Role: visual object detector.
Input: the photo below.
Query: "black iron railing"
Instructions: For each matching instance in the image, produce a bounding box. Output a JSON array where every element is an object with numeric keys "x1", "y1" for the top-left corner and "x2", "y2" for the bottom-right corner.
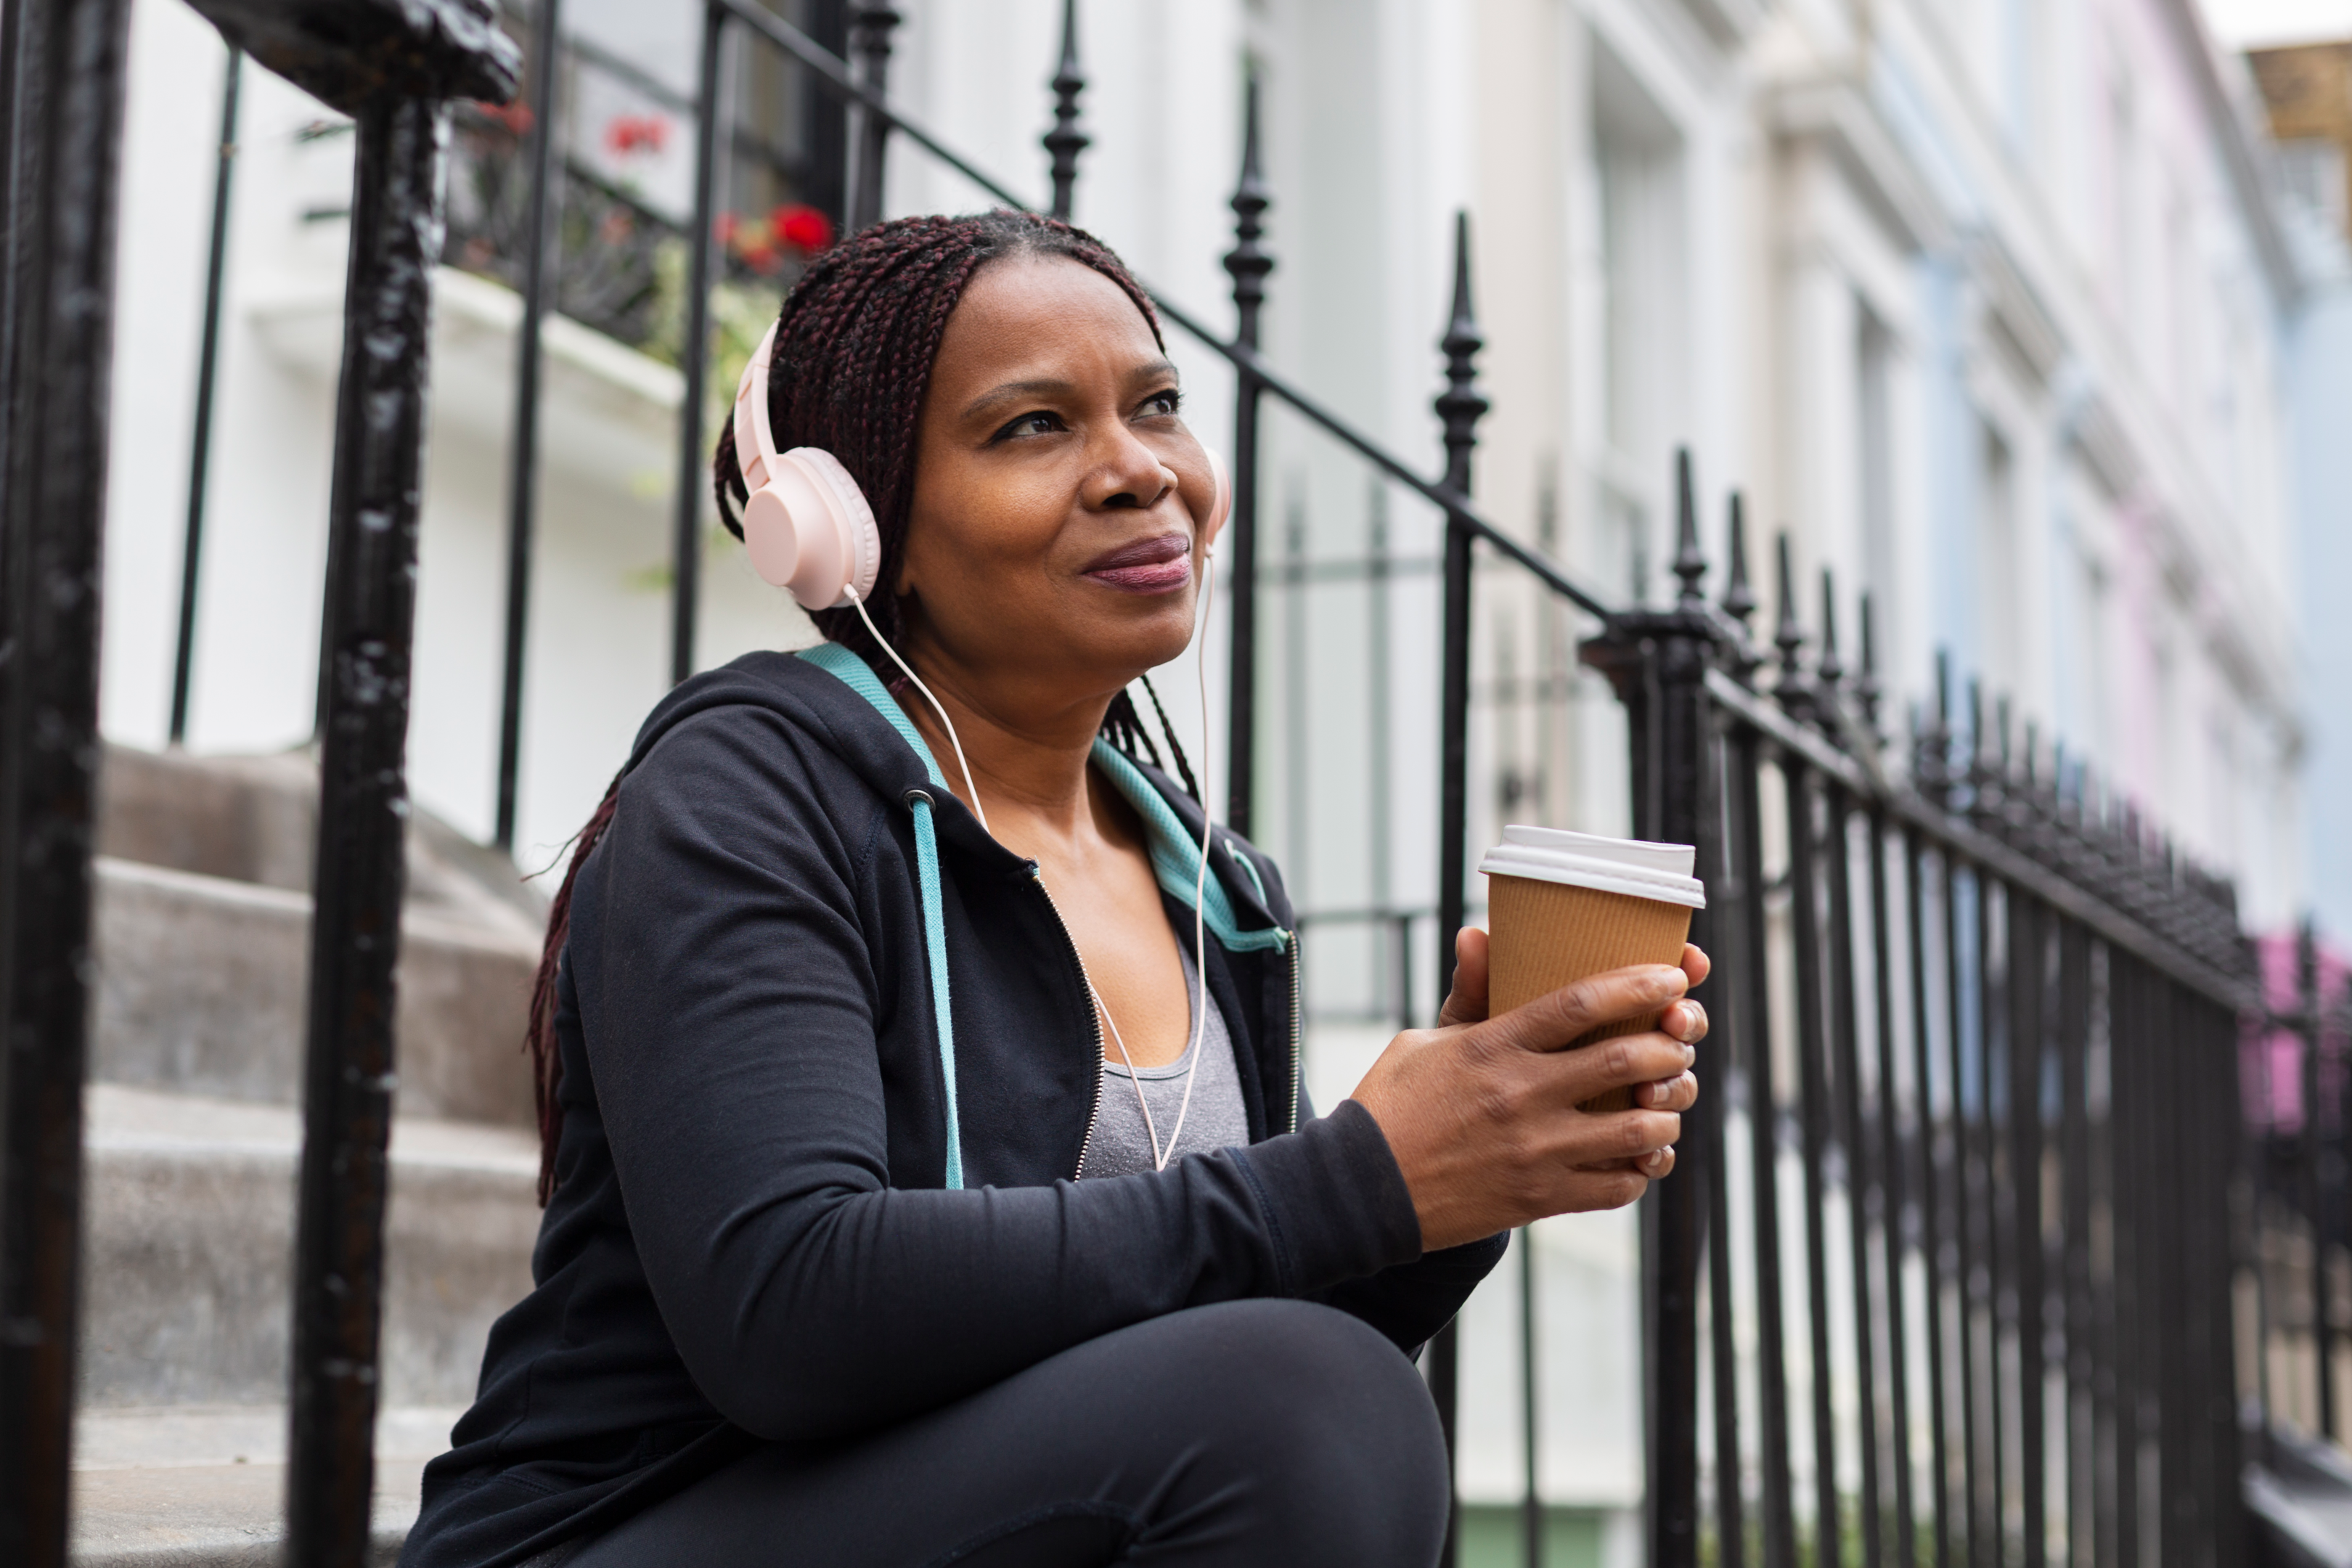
[
  {"x1": 2251, "y1": 923, "x2": 2352, "y2": 1450},
  {"x1": 1582, "y1": 494, "x2": 2258, "y2": 1568},
  {"x1": 0, "y1": 1, "x2": 2321, "y2": 1566}
]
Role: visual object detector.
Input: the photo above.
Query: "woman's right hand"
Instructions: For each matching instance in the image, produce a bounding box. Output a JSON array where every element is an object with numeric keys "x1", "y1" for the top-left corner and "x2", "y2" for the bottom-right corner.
[{"x1": 1346, "y1": 928, "x2": 1708, "y2": 1252}]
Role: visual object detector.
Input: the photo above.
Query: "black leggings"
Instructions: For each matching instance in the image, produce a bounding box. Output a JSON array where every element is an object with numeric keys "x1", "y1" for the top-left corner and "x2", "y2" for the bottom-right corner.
[{"x1": 565, "y1": 1299, "x2": 1448, "y2": 1568}]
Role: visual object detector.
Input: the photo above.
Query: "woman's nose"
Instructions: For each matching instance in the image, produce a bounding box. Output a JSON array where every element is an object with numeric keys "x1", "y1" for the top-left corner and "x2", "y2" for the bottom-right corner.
[{"x1": 1082, "y1": 430, "x2": 1176, "y2": 511}]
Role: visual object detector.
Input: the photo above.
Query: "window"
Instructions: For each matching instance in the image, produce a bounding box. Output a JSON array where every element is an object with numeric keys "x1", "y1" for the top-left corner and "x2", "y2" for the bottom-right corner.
[
  {"x1": 1591, "y1": 37, "x2": 1683, "y2": 605},
  {"x1": 2278, "y1": 137, "x2": 2350, "y2": 239}
]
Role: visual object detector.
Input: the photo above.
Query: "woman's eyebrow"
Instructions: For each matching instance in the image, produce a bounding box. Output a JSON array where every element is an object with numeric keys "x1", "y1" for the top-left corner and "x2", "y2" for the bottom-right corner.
[
  {"x1": 962, "y1": 377, "x2": 1074, "y2": 420},
  {"x1": 961, "y1": 359, "x2": 1180, "y2": 421}
]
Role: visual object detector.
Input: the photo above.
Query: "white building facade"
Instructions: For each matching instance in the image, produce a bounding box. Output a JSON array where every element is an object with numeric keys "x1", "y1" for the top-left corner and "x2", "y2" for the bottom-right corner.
[{"x1": 92, "y1": 0, "x2": 2319, "y2": 1558}]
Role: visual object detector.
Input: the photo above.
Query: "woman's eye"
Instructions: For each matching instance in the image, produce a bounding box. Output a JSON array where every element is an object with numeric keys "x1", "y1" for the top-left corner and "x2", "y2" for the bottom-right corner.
[
  {"x1": 992, "y1": 411, "x2": 1065, "y2": 441},
  {"x1": 1139, "y1": 389, "x2": 1183, "y2": 418}
]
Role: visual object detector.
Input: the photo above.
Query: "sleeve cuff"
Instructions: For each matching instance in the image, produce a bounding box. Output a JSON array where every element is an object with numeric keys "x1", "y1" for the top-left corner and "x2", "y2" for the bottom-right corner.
[{"x1": 1228, "y1": 1098, "x2": 1424, "y2": 1295}]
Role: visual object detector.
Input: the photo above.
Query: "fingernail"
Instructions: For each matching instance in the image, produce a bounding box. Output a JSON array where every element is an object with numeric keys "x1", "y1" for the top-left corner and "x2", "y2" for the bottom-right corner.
[
  {"x1": 1642, "y1": 1148, "x2": 1667, "y2": 1174},
  {"x1": 1682, "y1": 1042, "x2": 1697, "y2": 1069}
]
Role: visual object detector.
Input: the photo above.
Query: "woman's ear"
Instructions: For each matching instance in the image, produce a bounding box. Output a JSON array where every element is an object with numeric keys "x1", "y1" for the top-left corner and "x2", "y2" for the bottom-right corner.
[{"x1": 1197, "y1": 445, "x2": 1230, "y2": 558}]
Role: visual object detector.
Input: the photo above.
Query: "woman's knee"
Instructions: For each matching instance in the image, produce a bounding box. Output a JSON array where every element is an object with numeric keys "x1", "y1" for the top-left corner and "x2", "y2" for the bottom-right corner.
[{"x1": 1156, "y1": 1300, "x2": 1447, "y2": 1495}]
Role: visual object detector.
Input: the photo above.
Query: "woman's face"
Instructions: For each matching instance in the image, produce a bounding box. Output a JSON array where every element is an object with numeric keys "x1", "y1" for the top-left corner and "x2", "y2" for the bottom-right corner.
[{"x1": 896, "y1": 255, "x2": 1221, "y2": 706}]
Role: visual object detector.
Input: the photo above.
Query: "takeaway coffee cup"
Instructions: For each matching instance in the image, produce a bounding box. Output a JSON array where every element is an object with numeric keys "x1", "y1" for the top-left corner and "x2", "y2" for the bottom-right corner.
[{"x1": 1477, "y1": 825, "x2": 1707, "y2": 1113}]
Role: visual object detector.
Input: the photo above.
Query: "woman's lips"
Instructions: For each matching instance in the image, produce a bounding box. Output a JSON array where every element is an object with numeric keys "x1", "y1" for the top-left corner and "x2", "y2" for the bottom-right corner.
[{"x1": 1082, "y1": 532, "x2": 1192, "y2": 595}]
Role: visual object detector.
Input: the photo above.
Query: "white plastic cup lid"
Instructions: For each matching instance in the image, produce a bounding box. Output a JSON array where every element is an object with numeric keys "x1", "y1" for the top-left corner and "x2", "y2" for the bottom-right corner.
[{"x1": 1477, "y1": 824, "x2": 1707, "y2": 910}]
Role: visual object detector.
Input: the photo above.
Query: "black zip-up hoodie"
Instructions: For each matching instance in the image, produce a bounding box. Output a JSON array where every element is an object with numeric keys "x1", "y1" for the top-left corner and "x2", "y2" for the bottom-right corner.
[{"x1": 400, "y1": 649, "x2": 1506, "y2": 1568}]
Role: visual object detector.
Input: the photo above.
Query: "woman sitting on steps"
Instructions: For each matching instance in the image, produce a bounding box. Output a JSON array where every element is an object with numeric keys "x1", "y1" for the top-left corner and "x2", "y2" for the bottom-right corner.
[{"x1": 400, "y1": 208, "x2": 1707, "y2": 1568}]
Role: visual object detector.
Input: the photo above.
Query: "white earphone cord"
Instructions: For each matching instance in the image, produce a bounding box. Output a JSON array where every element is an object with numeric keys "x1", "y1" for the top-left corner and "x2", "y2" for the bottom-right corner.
[
  {"x1": 844, "y1": 539, "x2": 1216, "y2": 1175},
  {"x1": 1152, "y1": 547, "x2": 1215, "y2": 1169},
  {"x1": 846, "y1": 587, "x2": 990, "y2": 836}
]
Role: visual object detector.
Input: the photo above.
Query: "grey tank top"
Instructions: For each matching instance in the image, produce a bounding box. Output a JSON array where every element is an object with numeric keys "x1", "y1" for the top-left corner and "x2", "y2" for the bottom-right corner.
[{"x1": 1077, "y1": 939, "x2": 1249, "y2": 1178}]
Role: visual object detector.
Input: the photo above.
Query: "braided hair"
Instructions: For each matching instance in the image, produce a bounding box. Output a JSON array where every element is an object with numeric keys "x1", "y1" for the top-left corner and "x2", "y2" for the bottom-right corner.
[{"x1": 525, "y1": 211, "x2": 1201, "y2": 1202}]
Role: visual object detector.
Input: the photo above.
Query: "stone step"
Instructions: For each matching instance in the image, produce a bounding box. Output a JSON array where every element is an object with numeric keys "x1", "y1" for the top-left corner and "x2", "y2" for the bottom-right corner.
[
  {"x1": 72, "y1": 1405, "x2": 456, "y2": 1567},
  {"x1": 82, "y1": 1084, "x2": 540, "y2": 1411},
  {"x1": 97, "y1": 742, "x2": 550, "y2": 932},
  {"x1": 91, "y1": 856, "x2": 540, "y2": 1128}
]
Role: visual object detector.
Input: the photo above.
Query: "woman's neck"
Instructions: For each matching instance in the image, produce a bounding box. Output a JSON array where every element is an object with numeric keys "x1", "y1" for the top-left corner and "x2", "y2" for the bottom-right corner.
[{"x1": 886, "y1": 630, "x2": 1119, "y2": 849}]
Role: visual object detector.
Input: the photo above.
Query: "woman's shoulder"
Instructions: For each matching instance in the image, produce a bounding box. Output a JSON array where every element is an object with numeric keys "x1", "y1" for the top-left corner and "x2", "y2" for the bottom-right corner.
[{"x1": 620, "y1": 647, "x2": 936, "y2": 810}]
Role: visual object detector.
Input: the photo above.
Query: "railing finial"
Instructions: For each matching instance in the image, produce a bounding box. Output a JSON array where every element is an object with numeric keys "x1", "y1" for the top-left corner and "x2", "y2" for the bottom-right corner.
[
  {"x1": 1855, "y1": 592, "x2": 1882, "y2": 738},
  {"x1": 1773, "y1": 532, "x2": 1810, "y2": 713},
  {"x1": 1436, "y1": 211, "x2": 1489, "y2": 494},
  {"x1": 1223, "y1": 75, "x2": 1273, "y2": 351},
  {"x1": 1723, "y1": 493, "x2": 1756, "y2": 624},
  {"x1": 1815, "y1": 568, "x2": 1844, "y2": 706},
  {"x1": 1722, "y1": 494, "x2": 1762, "y2": 684},
  {"x1": 1672, "y1": 448, "x2": 1704, "y2": 610},
  {"x1": 844, "y1": 2, "x2": 902, "y2": 235},
  {"x1": 1045, "y1": 0, "x2": 1088, "y2": 221}
]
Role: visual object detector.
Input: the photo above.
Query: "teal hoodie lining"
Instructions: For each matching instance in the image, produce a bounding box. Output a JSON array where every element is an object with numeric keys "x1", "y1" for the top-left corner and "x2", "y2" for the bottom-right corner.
[{"x1": 796, "y1": 645, "x2": 1288, "y2": 953}]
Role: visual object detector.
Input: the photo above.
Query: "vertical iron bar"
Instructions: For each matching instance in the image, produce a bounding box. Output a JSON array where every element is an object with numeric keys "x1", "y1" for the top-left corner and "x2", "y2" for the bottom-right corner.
[
  {"x1": 0, "y1": 0, "x2": 132, "y2": 1558},
  {"x1": 1787, "y1": 764, "x2": 1842, "y2": 1568},
  {"x1": 669, "y1": 1, "x2": 724, "y2": 687},
  {"x1": 285, "y1": 91, "x2": 449, "y2": 1567},
  {"x1": 1972, "y1": 862, "x2": 2004, "y2": 1568},
  {"x1": 1828, "y1": 783, "x2": 1885, "y2": 1568},
  {"x1": 1711, "y1": 783, "x2": 1749, "y2": 1568},
  {"x1": 2107, "y1": 954, "x2": 2141, "y2": 1568},
  {"x1": 1870, "y1": 814, "x2": 1919, "y2": 1568},
  {"x1": 1944, "y1": 857, "x2": 1984, "y2": 1568},
  {"x1": 1431, "y1": 207, "x2": 1487, "y2": 1568},
  {"x1": 2057, "y1": 919, "x2": 2094, "y2": 1568},
  {"x1": 168, "y1": 44, "x2": 240, "y2": 747},
  {"x1": 1044, "y1": 0, "x2": 1086, "y2": 221},
  {"x1": 2008, "y1": 891, "x2": 2048, "y2": 1568},
  {"x1": 1908, "y1": 834, "x2": 1955, "y2": 1568},
  {"x1": 494, "y1": 0, "x2": 562, "y2": 850},
  {"x1": 1221, "y1": 77, "x2": 1269, "y2": 836},
  {"x1": 843, "y1": 1, "x2": 897, "y2": 234},
  {"x1": 1771, "y1": 542, "x2": 1840, "y2": 1568},
  {"x1": 2303, "y1": 918, "x2": 2335, "y2": 1440},
  {"x1": 1523, "y1": 1227, "x2": 1543, "y2": 1568},
  {"x1": 1741, "y1": 727, "x2": 1800, "y2": 1568}
]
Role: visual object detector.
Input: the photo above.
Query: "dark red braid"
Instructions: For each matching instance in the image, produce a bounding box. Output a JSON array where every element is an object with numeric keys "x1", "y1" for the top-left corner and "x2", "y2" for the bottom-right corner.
[
  {"x1": 528, "y1": 211, "x2": 1186, "y2": 1204},
  {"x1": 712, "y1": 210, "x2": 1164, "y2": 658}
]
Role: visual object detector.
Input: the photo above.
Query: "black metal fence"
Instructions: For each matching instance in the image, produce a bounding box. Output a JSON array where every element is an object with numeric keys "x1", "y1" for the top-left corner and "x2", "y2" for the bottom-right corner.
[
  {"x1": 1584, "y1": 506, "x2": 2261, "y2": 1568},
  {"x1": 0, "y1": 1, "x2": 2318, "y2": 1564}
]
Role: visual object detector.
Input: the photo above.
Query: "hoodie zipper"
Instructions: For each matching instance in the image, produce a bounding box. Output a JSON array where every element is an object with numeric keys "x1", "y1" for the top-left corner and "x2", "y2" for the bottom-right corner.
[
  {"x1": 1285, "y1": 930, "x2": 1302, "y2": 1133},
  {"x1": 1222, "y1": 828, "x2": 1302, "y2": 1135},
  {"x1": 1029, "y1": 865, "x2": 1109, "y2": 1179}
]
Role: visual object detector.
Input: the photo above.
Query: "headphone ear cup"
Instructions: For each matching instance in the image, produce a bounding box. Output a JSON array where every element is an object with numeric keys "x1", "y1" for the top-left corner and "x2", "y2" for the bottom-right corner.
[
  {"x1": 741, "y1": 481, "x2": 805, "y2": 590},
  {"x1": 788, "y1": 448, "x2": 880, "y2": 608},
  {"x1": 740, "y1": 449, "x2": 881, "y2": 611}
]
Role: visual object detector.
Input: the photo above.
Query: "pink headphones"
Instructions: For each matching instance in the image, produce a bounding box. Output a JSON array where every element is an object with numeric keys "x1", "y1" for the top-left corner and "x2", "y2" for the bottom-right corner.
[{"x1": 731, "y1": 322, "x2": 1230, "y2": 609}]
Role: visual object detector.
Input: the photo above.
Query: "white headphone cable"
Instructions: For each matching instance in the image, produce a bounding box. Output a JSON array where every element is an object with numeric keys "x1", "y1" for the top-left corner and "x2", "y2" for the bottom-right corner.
[
  {"x1": 845, "y1": 533, "x2": 1217, "y2": 1176},
  {"x1": 1150, "y1": 544, "x2": 1217, "y2": 1169},
  {"x1": 845, "y1": 585, "x2": 990, "y2": 836}
]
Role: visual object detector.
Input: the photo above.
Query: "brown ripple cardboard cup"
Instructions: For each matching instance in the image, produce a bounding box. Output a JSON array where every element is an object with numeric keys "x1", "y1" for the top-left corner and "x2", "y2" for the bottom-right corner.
[{"x1": 1478, "y1": 826, "x2": 1707, "y2": 1113}]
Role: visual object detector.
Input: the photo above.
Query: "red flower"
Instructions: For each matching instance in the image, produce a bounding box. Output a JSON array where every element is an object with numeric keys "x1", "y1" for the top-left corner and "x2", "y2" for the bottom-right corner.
[
  {"x1": 604, "y1": 114, "x2": 669, "y2": 156},
  {"x1": 478, "y1": 99, "x2": 534, "y2": 136},
  {"x1": 772, "y1": 203, "x2": 833, "y2": 253}
]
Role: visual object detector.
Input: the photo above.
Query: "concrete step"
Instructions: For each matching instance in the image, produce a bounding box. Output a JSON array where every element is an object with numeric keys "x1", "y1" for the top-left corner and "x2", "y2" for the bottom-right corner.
[
  {"x1": 72, "y1": 1405, "x2": 456, "y2": 1567},
  {"x1": 91, "y1": 857, "x2": 541, "y2": 1128},
  {"x1": 82, "y1": 1084, "x2": 539, "y2": 1410},
  {"x1": 97, "y1": 742, "x2": 550, "y2": 932}
]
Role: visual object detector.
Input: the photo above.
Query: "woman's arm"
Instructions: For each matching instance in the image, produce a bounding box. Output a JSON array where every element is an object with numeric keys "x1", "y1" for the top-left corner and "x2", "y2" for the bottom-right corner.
[
  {"x1": 582, "y1": 706, "x2": 1697, "y2": 1444},
  {"x1": 579, "y1": 708, "x2": 1424, "y2": 1444}
]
